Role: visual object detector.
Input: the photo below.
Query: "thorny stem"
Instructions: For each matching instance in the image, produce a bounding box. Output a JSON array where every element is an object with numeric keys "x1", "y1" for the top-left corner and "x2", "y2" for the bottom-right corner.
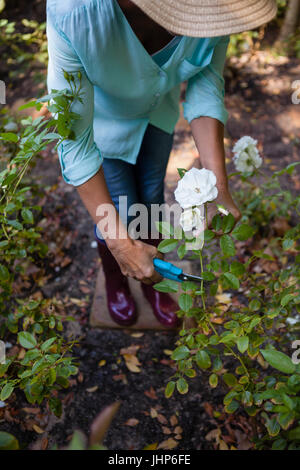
[{"x1": 199, "y1": 204, "x2": 250, "y2": 379}]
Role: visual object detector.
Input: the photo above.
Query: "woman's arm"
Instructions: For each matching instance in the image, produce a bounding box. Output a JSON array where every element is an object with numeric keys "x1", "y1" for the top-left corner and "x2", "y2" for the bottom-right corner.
[
  {"x1": 76, "y1": 169, "x2": 163, "y2": 284},
  {"x1": 47, "y1": 12, "x2": 161, "y2": 284},
  {"x1": 190, "y1": 116, "x2": 241, "y2": 225}
]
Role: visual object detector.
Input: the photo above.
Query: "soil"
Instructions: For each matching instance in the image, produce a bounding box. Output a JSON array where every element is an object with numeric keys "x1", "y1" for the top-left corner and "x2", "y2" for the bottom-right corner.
[{"x1": 0, "y1": 0, "x2": 300, "y2": 451}]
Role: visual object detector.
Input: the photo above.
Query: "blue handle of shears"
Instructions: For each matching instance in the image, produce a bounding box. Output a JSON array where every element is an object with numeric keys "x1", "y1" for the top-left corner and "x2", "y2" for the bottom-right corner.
[{"x1": 153, "y1": 258, "x2": 183, "y2": 282}]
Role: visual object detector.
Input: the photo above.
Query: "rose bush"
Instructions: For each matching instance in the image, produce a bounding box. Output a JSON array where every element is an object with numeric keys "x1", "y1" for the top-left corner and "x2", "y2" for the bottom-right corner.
[{"x1": 155, "y1": 143, "x2": 300, "y2": 450}]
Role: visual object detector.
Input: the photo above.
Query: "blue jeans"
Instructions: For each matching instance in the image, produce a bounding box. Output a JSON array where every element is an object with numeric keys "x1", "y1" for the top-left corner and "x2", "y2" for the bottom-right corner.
[{"x1": 95, "y1": 124, "x2": 174, "y2": 240}]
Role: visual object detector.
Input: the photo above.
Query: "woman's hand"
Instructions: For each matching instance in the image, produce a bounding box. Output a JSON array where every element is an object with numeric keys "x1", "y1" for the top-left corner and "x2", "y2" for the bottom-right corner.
[
  {"x1": 107, "y1": 237, "x2": 163, "y2": 284},
  {"x1": 206, "y1": 186, "x2": 241, "y2": 229}
]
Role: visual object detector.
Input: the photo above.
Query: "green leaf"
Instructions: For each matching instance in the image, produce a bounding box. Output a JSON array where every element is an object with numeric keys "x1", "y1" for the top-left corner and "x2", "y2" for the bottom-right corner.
[
  {"x1": 0, "y1": 132, "x2": 19, "y2": 143},
  {"x1": 18, "y1": 331, "x2": 37, "y2": 349},
  {"x1": 281, "y1": 294, "x2": 295, "y2": 307},
  {"x1": 274, "y1": 162, "x2": 300, "y2": 176},
  {"x1": 18, "y1": 100, "x2": 39, "y2": 111},
  {"x1": 201, "y1": 271, "x2": 215, "y2": 281},
  {"x1": 282, "y1": 239, "x2": 294, "y2": 251},
  {"x1": 212, "y1": 214, "x2": 222, "y2": 231},
  {"x1": 177, "y1": 168, "x2": 187, "y2": 178},
  {"x1": 157, "y1": 238, "x2": 178, "y2": 253},
  {"x1": 209, "y1": 373, "x2": 218, "y2": 388},
  {"x1": 177, "y1": 243, "x2": 187, "y2": 259},
  {"x1": 204, "y1": 229, "x2": 215, "y2": 241},
  {"x1": 265, "y1": 417, "x2": 280, "y2": 437},
  {"x1": 41, "y1": 337, "x2": 56, "y2": 352},
  {"x1": 223, "y1": 373, "x2": 237, "y2": 387},
  {"x1": 249, "y1": 299, "x2": 261, "y2": 311},
  {"x1": 237, "y1": 336, "x2": 249, "y2": 353},
  {"x1": 154, "y1": 279, "x2": 178, "y2": 293},
  {"x1": 288, "y1": 426, "x2": 300, "y2": 441},
  {"x1": 49, "y1": 397, "x2": 62, "y2": 418},
  {"x1": 225, "y1": 400, "x2": 239, "y2": 414},
  {"x1": 223, "y1": 272, "x2": 240, "y2": 289},
  {"x1": 232, "y1": 224, "x2": 254, "y2": 241},
  {"x1": 196, "y1": 350, "x2": 211, "y2": 370},
  {"x1": 0, "y1": 432, "x2": 19, "y2": 450},
  {"x1": 165, "y1": 381, "x2": 175, "y2": 398},
  {"x1": 222, "y1": 213, "x2": 235, "y2": 233},
  {"x1": 171, "y1": 346, "x2": 190, "y2": 361},
  {"x1": 7, "y1": 219, "x2": 23, "y2": 231},
  {"x1": 230, "y1": 261, "x2": 245, "y2": 277},
  {"x1": 0, "y1": 264, "x2": 10, "y2": 281},
  {"x1": 261, "y1": 349, "x2": 296, "y2": 374},
  {"x1": 21, "y1": 208, "x2": 34, "y2": 224},
  {"x1": 271, "y1": 439, "x2": 287, "y2": 450},
  {"x1": 220, "y1": 235, "x2": 236, "y2": 258},
  {"x1": 155, "y1": 221, "x2": 174, "y2": 237},
  {"x1": 176, "y1": 377, "x2": 189, "y2": 394},
  {"x1": 0, "y1": 383, "x2": 14, "y2": 401},
  {"x1": 178, "y1": 293, "x2": 193, "y2": 312},
  {"x1": 0, "y1": 0, "x2": 5, "y2": 14}
]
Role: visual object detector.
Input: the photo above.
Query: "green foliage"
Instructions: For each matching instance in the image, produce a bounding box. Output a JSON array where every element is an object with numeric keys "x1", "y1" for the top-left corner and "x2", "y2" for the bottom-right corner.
[
  {"x1": 158, "y1": 160, "x2": 300, "y2": 449},
  {"x1": 0, "y1": 17, "x2": 48, "y2": 81},
  {"x1": 0, "y1": 431, "x2": 19, "y2": 450},
  {"x1": 0, "y1": 71, "x2": 83, "y2": 415}
]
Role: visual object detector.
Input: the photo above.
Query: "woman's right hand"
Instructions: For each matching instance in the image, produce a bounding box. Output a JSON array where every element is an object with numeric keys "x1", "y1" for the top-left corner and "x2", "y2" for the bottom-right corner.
[{"x1": 107, "y1": 237, "x2": 163, "y2": 284}]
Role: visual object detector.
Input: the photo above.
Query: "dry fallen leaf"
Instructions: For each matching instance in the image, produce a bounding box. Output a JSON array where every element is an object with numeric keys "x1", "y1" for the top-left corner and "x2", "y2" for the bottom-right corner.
[
  {"x1": 158, "y1": 438, "x2": 178, "y2": 450},
  {"x1": 33, "y1": 424, "x2": 45, "y2": 434},
  {"x1": 86, "y1": 386, "x2": 98, "y2": 393},
  {"x1": 144, "y1": 387, "x2": 157, "y2": 400},
  {"x1": 120, "y1": 345, "x2": 141, "y2": 355},
  {"x1": 124, "y1": 418, "x2": 139, "y2": 427},
  {"x1": 143, "y1": 443, "x2": 158, "y2": 450},
  {"x1": 150, "y1": 408, "x2": 158, "y2": 418},
  {"x1": 170, "y1": 415, "x2": 178, "y2": 426},
  {"x1": 123, "y1": 353, "x2": 141, "y2": 373},
  {"x1": 157, "y1": 414, "x2": 168, "y2": 425},
  {"x1": 162, "y1": 427, "x2": 172, "y2": 435},
  {"x1": 22, "y1": 407, "x2": 40, "y2": 415},
  {"x1": 112, "y1": 374, "x2": 128, "y2": 385},
  {"x1": 77, "y1": 372, "x2": 84, "y2": 383},
  {"x1": 130, "y1": 332, "x2": 144, "y2": 338},
  {"x1": 89, "y1": 402, "x2": 120, "y2": 447},
  {"x1": 174, "y1": 426, "x2": 183, "y2": 434},
  {"x1": 215, "y1": 293, "x2": 232, "y2": 304},
  {"x1": 163, "y1": 349, "x2": 173, "y2": 356},
  {"x1": 219, "y1": 439, "x2": 229, "y2": 450}
]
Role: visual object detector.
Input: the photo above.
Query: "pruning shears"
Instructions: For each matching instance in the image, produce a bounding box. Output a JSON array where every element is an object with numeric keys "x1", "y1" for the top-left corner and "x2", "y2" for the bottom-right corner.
[
  {"x1": 153, "y1": 258, "x2": 205, "y2": 284},
  {"x1": 94, "y1": 224, "x2": 205, "y2": 284}
]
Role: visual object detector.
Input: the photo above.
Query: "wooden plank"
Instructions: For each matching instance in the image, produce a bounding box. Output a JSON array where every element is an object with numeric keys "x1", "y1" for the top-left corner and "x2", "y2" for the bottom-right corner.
[{"x1": 90, "y1": 260, "x2": 195, "y2": 331}]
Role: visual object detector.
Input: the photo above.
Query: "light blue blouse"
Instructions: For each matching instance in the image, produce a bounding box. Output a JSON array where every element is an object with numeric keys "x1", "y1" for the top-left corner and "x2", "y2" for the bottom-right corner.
[{"x1": 46, "y1": 0, "x2": 229, "y2": 186}]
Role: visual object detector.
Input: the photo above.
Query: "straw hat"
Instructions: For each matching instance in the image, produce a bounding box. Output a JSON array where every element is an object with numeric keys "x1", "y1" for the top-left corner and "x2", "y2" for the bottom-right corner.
[{"x1": 130, "y1": 0, "x2": 278, "y2": 37}]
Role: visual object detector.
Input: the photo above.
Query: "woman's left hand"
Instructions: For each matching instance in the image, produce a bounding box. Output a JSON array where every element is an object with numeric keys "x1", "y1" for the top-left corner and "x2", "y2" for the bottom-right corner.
[{"x1": 206, "y1": 187, "x2": 241, "y2": 230}]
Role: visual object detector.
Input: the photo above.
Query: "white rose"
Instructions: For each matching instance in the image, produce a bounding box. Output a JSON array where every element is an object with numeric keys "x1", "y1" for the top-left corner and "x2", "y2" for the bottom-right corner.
[
  {"x1": 174, "y1": 167, "x2": 218, "y2": 209},
  {"x1": 233, "y1": 136, "x2": 262, "y2": 173},
  {"x1": 179, "y1": 206, "x2": 204, "y2": 233}
]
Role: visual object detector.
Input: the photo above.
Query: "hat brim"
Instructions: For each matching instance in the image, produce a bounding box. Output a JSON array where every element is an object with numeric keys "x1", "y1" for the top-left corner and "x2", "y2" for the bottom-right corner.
[{"x1": 130, "y1": 0, "x2": 277, "y2": 38}]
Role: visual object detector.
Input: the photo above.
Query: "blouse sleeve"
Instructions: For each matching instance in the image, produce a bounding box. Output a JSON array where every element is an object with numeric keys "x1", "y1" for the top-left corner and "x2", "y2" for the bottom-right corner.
[
  {"x1": 47, "y1": 12, "x2": 103, "y2": 186},
  {"x1": 183, "y1": 36, "x2": 229, "y2": 126}
]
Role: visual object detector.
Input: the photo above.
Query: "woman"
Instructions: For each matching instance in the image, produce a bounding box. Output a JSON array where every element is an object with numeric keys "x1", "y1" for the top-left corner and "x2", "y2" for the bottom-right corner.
[{"x1": 46, "y1": 0, "x2": 277, "y2": 327}]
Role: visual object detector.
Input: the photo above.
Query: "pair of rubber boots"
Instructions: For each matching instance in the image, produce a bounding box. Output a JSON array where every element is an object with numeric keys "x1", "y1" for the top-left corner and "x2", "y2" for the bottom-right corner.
[{"x1": 97, "y1": 239, "x2": 180, "y2": 328}]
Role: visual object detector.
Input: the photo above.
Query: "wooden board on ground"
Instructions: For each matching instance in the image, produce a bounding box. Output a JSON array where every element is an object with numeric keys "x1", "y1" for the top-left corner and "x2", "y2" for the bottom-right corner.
[{"x1": 90, "y1": 260, "x2": 196, "y2": 330}]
